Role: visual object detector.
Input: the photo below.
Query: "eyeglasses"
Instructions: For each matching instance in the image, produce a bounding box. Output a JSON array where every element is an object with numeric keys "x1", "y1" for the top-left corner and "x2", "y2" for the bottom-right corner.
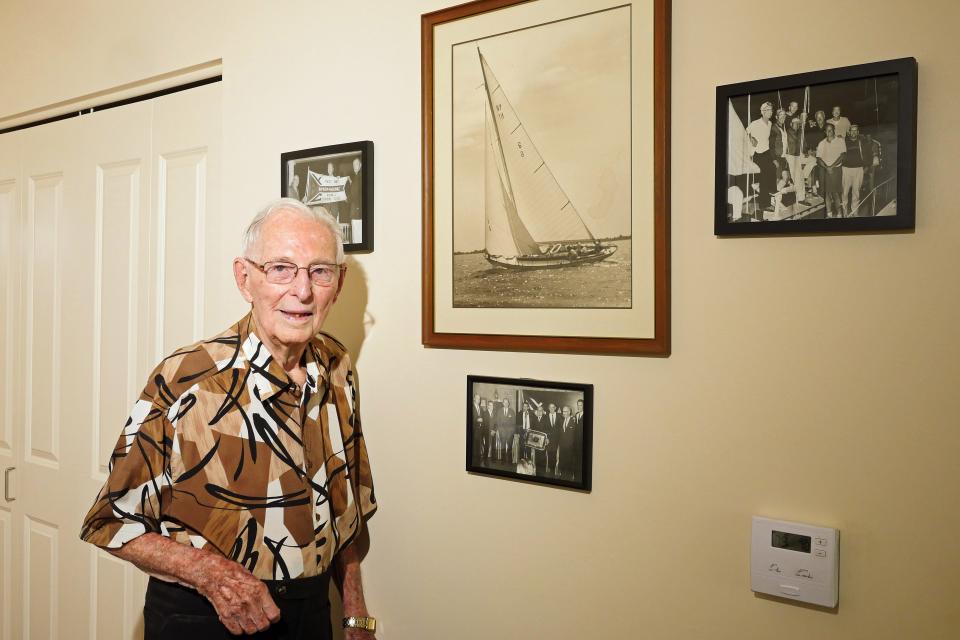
[{"x1": 244, "y1": 258, "x2": 342, "y2": 287}]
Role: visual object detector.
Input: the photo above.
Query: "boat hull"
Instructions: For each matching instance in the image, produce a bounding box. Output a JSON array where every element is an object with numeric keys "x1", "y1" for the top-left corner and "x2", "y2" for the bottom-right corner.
[{"x1": 484, "y1": 245, "x2": 617, "y2": 270}]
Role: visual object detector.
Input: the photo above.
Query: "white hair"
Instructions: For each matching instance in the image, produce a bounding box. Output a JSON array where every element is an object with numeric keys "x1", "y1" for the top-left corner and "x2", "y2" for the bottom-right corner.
[{"x1": 242, "y1": 197, "x2": 344, "y2": 264}]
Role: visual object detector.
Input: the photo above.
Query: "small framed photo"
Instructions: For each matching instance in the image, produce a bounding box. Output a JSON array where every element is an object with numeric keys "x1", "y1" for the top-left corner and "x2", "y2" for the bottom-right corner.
[
  {"x1": 715, "y1": 57, "x2": 917, "y2": 235},
  {"x1": 281, "y1": 141, "x2": 374, "y2": 252},
  {"x1": 466, "y1": 375, "x2": 593, "y2": 491}
]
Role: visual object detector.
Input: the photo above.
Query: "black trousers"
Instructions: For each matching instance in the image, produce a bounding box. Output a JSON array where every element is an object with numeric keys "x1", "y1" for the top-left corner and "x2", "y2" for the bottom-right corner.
[
  {"x1": 752, "y1": 150, "x2": 777, "y2": 206},
  {"x1": 144, "y1": 573, "x2": 332, "y2": 640}
]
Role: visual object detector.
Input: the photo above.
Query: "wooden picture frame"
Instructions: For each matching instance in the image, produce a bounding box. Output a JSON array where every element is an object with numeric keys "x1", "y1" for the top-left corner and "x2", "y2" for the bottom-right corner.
[
  {"x1": 466, "y1": 375, "x2": 593, "y2": 491},
  {"x1": 281, "y1": 140, "x2": 374, "y2": 252},
  {"x1": 715, "y1": 58, "x2": 917, "y2": 236},
  {"x1": 422, "y1": 0, "x2": 670, "y2": 355}
]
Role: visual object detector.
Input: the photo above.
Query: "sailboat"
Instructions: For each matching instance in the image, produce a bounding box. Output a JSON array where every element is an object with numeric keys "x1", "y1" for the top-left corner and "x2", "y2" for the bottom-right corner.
[{"x1": 478, "y1": 49, "x2": 617, "y2": 269}]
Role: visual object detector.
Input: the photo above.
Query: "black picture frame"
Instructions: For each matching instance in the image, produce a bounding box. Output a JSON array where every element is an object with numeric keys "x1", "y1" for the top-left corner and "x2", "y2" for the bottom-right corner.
[
  {"x1": 281, "y1": 141, "x2": 374, "y2": 252},
  {"x1": 466, "y1": 375, "x2": 593, "y2": 491},
  {"x1": 714, "y1": 57, "x2": 917, "y2": 236}
]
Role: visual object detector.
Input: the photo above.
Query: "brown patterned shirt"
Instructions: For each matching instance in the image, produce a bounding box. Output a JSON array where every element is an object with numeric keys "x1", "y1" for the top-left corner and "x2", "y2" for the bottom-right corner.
[{"x1": 80, "y1": 313, "x2": 376, "y2": 580}]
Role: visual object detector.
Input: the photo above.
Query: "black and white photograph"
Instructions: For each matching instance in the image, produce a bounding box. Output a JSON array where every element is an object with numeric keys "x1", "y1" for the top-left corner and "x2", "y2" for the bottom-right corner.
[
  {"x1": 281, "y1": 140, "x2": 374, "y2": 251},
  {"x1": 466, "y1": 375, "x2": 593, "y2": 491},
  {"x1": 451, "y1": 7, "x2": 632, "y2": 309},
  {"x1": 715, "y1": 58, "x2": 916, "y2": 235}
]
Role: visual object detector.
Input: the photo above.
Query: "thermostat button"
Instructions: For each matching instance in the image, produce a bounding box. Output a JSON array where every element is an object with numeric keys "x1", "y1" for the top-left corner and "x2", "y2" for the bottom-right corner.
[
  {"x1": 815, "y1": 549, "x2": 827, "y2": 558},
  {"x1": 779, "y1": 585, "x2": 801, "y2": 596}
]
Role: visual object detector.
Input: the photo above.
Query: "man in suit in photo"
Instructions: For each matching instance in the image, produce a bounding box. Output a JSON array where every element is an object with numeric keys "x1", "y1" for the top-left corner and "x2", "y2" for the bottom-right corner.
[
  {"x1": 485, "y1": 399, "x2": 499, "y2": 461},
  {"x1": 545, "y1": 403, "x2": 561, "y2": 476},
  {"x1": 558, "y1": 406, "x2": 579, "y2": 481},
  {"x1": 472, "y1": 393, "x2": 486, "y2": 465},
  {"x1": 500, "y1": 398, "x2": 517, "y2": 464},
  {"x1": 530, "y1": 404, "x2": 549, "y2": 475}
]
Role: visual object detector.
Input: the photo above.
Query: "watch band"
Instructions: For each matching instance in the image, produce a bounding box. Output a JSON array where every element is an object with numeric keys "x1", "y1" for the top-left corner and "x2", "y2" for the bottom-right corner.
[{"x1": 343, "y1": 616, "x2": 377, "y2": 632}]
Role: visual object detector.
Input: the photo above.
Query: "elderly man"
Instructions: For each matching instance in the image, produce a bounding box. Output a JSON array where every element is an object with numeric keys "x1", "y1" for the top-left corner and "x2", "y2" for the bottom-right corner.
[{"x1": 80, "y1": 198, "x2": 378, "y2": 639}]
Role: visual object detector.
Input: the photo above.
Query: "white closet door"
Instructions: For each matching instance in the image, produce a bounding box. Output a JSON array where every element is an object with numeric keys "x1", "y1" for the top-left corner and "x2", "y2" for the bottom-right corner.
[{"x1": 0, "y1": 79, "x2": 221, "y2": 640}]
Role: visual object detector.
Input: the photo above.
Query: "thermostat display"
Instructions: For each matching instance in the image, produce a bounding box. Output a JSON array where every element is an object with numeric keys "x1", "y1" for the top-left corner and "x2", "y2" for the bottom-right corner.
[{"x1": 771, "y1": 530, "x2": 811, "y2": 553}]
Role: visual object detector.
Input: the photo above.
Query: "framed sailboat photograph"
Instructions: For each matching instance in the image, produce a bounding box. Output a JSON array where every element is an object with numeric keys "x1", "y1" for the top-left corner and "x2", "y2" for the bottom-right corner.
[
  {"x1": 715, "y1": 58, "x2": 917, "y2": 236},
  {"x1": 422, "y1": 0, "x2": 670, "y2": 355}
]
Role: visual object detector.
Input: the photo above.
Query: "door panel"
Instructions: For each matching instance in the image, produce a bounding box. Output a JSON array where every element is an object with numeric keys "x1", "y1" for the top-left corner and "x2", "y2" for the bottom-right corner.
[
  {"x1": 23, "y1": 516, "x2": 58, "y2": 639},
  {"x1": 25, "y1": 174, "x2": 63, "y2": 469},
  {"x1": 152, "y1": 81, "x2": 222, "y2": 347},
  {"x1": 91, "y1": 547, "x2": 138, "y2": 640},
  {"x1": 159, "y1": 150, "x2": 207, "y2": 354},
  {"x1": 94, "y1": 161, "x2": 147, "y2": 478}
]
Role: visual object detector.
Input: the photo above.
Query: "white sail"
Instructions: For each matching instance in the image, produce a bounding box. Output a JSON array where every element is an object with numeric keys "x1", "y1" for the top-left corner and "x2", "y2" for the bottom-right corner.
[
  {"x1": 479, "y1": 51, "x2": 595, "y2": 249},
  {"x1": 484, "y1": 103, "x2": 524, "y2": 259},
  {"x1": 728, "y1": 101, "x2": 760, "y2": 176}
]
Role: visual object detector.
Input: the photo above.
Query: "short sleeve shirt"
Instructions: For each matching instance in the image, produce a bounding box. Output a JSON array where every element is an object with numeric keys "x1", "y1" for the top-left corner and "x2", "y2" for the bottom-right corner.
[
  {"x1": 746, "y1": 118, "x2": 772, "y2": 154},
  {"x1": 817, "y1": 137, "x2": 847, "y2": 166},
  {"x1": 80, "y1": 313, "x2": 377, "y2": 580}
]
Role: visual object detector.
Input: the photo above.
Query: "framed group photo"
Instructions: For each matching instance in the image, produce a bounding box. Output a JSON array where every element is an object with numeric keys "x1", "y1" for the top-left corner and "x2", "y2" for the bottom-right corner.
[
  {"x1": 466, "y1": 375, "x2": 593, "y2": 491},
  {"x1": 281, "y1": 140, "x2": 374, "y2": 252},
  {"x1": 715, "y1": 57, "x2": 917, "y2": 235},
  {"x1": 422, "y1": 0, "x2": 670, "y2": 355}
]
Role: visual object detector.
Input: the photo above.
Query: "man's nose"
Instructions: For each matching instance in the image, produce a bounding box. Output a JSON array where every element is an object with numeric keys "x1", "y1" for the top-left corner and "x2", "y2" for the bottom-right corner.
[{"x1": 291, "y1": 268, "x2": 313, "y2": 298}]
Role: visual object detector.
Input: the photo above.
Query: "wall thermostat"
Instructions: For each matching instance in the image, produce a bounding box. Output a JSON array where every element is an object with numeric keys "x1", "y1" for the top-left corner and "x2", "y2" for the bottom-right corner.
[{"x1": 751, "y1": 516, "x2": 839, "y2": 607}]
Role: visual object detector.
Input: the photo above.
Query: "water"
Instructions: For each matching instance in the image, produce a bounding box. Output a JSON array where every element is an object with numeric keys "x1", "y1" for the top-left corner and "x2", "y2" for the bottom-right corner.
[{"x1": 452, "y1": 239, "x2": 632, "y2": 309}]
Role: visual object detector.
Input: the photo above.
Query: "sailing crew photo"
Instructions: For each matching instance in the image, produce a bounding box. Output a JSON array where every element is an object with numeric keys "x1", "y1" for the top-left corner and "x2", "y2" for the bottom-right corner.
[
  {"x1": 725, "y1": 73, "x2": 899, "y2": 223},
  {"x1": 451, "y1": 7, "x2": 632, "y2": 309}
]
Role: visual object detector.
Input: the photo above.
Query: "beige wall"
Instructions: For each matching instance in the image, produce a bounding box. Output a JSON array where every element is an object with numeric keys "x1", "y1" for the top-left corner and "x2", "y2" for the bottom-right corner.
[{"x1": 2, "y1": 1, "x2": 959, "y2": 638}]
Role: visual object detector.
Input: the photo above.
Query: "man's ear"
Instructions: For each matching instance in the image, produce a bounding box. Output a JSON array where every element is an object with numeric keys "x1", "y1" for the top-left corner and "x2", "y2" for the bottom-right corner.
[
  {"x1": 233, "y1": 258, "x2": 255, "y2": 303},
  {"x1": 332, "y1": 265, "x2": 348, "y2": 303}
]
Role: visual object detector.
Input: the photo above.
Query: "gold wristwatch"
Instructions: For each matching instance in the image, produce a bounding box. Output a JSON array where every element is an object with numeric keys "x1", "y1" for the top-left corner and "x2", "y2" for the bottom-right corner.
[{"x1": 343, "y1": 616, "x2": 377, "y2": 632}]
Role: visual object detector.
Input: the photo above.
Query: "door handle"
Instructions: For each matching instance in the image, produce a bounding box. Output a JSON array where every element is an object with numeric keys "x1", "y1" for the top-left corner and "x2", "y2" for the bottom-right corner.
[{"x1": 3, "y1": 467, "x2": 13, "y2": 502}]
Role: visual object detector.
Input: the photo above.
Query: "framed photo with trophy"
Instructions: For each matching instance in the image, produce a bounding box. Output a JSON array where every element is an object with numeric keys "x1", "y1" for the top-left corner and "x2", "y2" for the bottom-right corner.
[
  {"x1": 466, "y1": 375, "x2": 593, "y2": 491},
  {"x1": 281, "y1": 140, "x2": 374, "y2": 252}
]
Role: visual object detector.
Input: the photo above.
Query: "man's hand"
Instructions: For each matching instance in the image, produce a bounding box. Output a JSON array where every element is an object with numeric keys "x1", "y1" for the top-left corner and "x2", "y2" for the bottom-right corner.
[
  {"x1": 110, "y1": 533, "x2": 281, "y2": 635},
  {"x1": 192, "y1": 552, "x2": 282, "y2": 635}
]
